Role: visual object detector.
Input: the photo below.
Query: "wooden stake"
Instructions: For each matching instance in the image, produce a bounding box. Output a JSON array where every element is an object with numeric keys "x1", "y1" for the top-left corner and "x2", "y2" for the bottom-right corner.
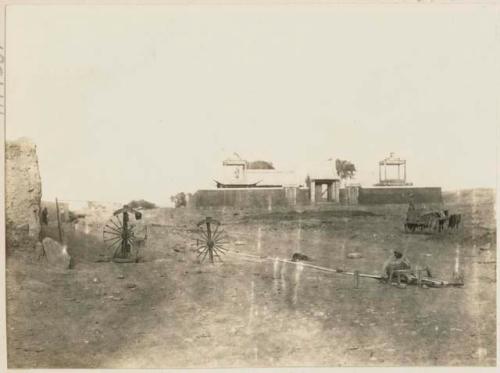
[
  {"x1": 354, "y1": 270, "x2": 360, "y2": 289},
  {"x1": 55, "y1": 198, "x2": 63, "y2": 243}
]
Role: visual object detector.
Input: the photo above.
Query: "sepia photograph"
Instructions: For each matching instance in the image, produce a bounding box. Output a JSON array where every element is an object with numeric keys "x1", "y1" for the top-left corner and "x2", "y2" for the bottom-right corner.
[{"x1": 2, "y1": 2, "x2": 499, "y2": 371}]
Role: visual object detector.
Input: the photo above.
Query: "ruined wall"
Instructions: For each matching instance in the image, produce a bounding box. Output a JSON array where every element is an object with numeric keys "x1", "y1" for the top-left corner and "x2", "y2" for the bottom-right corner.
[
  {"x1": 5, "y1": 138, "x2": 42, "y2": 250},
  {"x1": 358, "y1": 187, "x2": 443, "y2": 205},
  {"x1": 190, "y1": 187, "x2": 310, "y2": 209}
]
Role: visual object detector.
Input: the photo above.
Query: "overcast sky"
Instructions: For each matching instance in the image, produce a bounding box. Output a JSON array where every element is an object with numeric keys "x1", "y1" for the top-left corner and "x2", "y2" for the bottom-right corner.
[{"x1": 6, "y1": 5, "x2": 499, "y2": 206}]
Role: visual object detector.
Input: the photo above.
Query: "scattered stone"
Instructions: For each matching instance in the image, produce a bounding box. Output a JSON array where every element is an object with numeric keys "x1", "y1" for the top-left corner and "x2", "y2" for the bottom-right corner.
[
  {"x1": 347, "y1": 252, "x2": 362, "y2": 259},
  {"x1": 291, "y1": 253, "x2": 311, "y2": 262},
  {"x1": 41, "y1": 238, "x2": 72, "y2": 270},
  {"x1": 126, "y1": 283, "x2": 137, "y2": 289},
  {"x1": 117, "y1": 275, "x2": 125, "y2": 280},
  {"x1": 92, "y1": 277, "x2": 99, "y2": 283}
]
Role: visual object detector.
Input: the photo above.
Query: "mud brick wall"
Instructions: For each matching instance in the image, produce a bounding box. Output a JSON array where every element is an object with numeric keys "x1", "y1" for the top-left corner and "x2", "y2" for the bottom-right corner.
[
  {"x1": 5, "y1": 139, "x2": 42, "y2": 250},
  {"x1": 190, "y1": 188, "x2": 310, "y2": 209},
  {"x1": 358, "y1": 187, "x2": 443, "y2": 205}
]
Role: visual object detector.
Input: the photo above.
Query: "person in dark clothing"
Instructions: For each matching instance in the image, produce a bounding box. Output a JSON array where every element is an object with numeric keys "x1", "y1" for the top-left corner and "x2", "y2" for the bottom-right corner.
[{"x1": 41, "y1": 207, "x2": 49, "y2": 225}]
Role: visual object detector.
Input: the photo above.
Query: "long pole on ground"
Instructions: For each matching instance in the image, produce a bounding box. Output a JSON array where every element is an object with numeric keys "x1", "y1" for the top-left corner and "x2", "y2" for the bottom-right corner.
[
  {"x1": 226, "y1": 251, "x2": 463, "y2": 287},
  {"x1": 55, "y1": 197, "x2": 63, "y2": 243}
]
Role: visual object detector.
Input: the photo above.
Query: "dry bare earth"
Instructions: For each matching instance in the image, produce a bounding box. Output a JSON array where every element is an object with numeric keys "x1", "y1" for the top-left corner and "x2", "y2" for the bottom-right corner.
[{"x1": 6, "y1": 189, "x2": 496, "y2": 368}]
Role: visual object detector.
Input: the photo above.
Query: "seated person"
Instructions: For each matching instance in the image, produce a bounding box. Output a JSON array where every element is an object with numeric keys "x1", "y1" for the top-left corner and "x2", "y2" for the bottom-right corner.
[{"x1": 382, "y1": 250, "x2": 431, "y2": 284}]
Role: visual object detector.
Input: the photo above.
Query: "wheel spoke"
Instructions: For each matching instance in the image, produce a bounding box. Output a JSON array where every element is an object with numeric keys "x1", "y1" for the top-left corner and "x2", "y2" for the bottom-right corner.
[
  {"x1": 107, "y1": 239, "x2": 122, "y2": 254},
  {"x1": 214, "y1": 246, "x2": 227, "y2": 255},
  {"x1": 212, "y1": 249, "x2": 223, "y2": 262},
  {"x1": 195, "y1": 233, "x2": 207, "y2": 242},
  {"x1": 104, "y1": 236, "x2": 122, "y2": 245},
  {"x1": 213, "y1": 248, "x2": 225, "y2": 258},
  {"x1": 211, "y1": 223, "x2": 220, "y2": 239},
  {"x1": 214, "y1": 244, "x2": 227, "y2": 252},
  {"x1": 110, "y1": 217, "x2": 122, "y2": 230},
  {"x1": 197, "y1": 229, "x2": 209, "y2": 241},
  {"x1": 200, "y1": 249, "x2": 210, "y2": 263},
  {"x1": 197, "y1": 246, "x2": 208, "y2": 257},
  {"x1": 104, "y1": 229, "x2": 122, "y2": 238},
  {"x1": 105, "y1": 224, "x2": 122, "y2": 234},
  {"x1": 213, "y1": 237, "x2": 228, "y2": 245},
  {"x1": 212, "y1": 228, "x2": 225, "y2": 242}
]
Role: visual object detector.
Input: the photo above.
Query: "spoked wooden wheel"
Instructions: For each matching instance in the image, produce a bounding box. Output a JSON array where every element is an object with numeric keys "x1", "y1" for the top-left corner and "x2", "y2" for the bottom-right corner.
[
  {"x1": 194, "y1": 217, "x2": 228, "y2": 263},
  {"x1": 103, "y1": 215, "x2": 138, "y2": 260}
]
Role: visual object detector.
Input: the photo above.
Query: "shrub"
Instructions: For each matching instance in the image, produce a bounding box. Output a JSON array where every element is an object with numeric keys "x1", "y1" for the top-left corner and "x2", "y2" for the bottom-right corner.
[{"x1": 128, "y1": 199, "x2": 157, "y2": 210}]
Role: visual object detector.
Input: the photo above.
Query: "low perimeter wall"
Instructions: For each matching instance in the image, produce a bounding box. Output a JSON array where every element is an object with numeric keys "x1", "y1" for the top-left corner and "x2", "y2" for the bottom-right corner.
[
  {"x1": 190, "y1": 188, "x2": 310, "y2": 209},
  {"x1": 358, "y1": 187, "x2": 442, "y2": 205},
  {"x1": 190, "y1": 186, "x2": 442, "y2": 208}
]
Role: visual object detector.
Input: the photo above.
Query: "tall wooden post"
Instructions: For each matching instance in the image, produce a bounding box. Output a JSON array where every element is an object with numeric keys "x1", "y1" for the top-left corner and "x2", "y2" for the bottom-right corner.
[
  {"x1": 206, "y1": 221, "x2": 214, "y2": 263},
  {"x1": 417, "y1": 269, "x2": 423, "y2": 287},
  {"x1": 55, "y1": 198, "x2": 63, "y2": 243},
  {"x1": 121, "y1": 210, "x2": 130, "y2": 258}
]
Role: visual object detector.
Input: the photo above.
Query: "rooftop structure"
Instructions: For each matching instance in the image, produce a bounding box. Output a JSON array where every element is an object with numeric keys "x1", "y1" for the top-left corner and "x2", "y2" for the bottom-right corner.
[
  {"x1": 375, "y1": 152, "x2": 413, "y2": 187},
  {"x1": 216, "y1": 154, "x2": 297, "y2": 188}
]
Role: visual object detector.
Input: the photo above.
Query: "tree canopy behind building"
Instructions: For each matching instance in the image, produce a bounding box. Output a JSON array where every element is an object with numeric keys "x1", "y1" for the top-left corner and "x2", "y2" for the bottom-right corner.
[
  {"x1": 248, "y1": 160, "x2": 275, "y2": 170},
  {"x1": 128, "y1": 199, "x2": 157, "y2": 210},
  {"x1": 335, "y1": 159, "x2": 356, "y2": 180}
]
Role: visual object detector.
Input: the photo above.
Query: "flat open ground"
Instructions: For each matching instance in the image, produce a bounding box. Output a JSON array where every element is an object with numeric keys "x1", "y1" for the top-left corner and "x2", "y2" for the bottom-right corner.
[{"x1": 6, "y1": 189, "x2": 496, "y2": 368}]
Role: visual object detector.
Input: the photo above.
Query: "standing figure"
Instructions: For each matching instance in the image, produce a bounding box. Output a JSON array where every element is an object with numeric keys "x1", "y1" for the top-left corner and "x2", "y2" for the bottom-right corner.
[{"x1": 41, "y1": 207, "x2": 48, "y2": 225}]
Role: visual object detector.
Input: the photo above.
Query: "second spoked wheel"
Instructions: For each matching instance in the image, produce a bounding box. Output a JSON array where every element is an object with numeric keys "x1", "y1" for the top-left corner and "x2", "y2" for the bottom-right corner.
[
  {"x1": 103, "y1": 215, "x2": 139, "y2": 262},
  {"x1": 194, "y1": 217, "x2": 228, "y2": 263}
]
